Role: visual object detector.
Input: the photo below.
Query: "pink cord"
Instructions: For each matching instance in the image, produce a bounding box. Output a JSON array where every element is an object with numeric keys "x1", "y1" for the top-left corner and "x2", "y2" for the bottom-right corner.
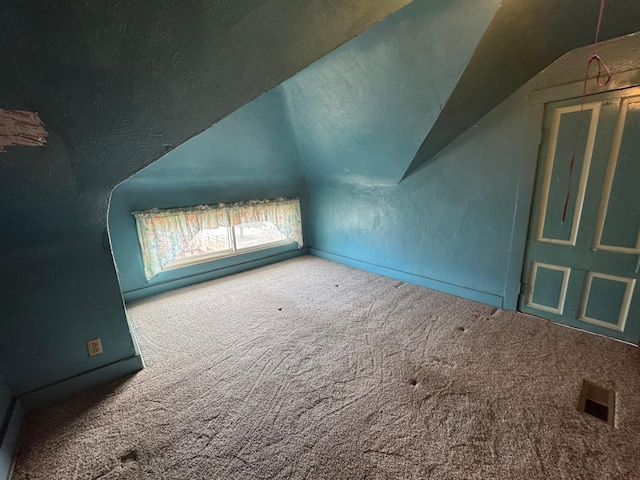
[
  {"x1": 561, "y1": 0, "x2": 611, "y2": 224},
  {"x1": 590, "y1": 0, "x2": 612, "y2": 86}
]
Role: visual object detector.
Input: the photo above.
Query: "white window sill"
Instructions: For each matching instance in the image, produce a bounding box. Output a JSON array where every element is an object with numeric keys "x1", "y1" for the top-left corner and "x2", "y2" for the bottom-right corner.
[{"x1": 162, "y1": 239, "x2": 294, "y2": 272}]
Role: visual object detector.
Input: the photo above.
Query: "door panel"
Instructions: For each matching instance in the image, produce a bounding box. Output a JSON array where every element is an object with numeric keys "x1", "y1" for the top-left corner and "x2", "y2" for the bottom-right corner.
[
  {"x1": 535, "y1": 103, "x2": 600, "y2": 246},
  {"x1": 520, "y1": 88, "x2": 640, "y2": 344},
  {"x1": 526, "y1": 262, "x2": 570, "y2": 314},
  {"x1": 594, "y1": 97, "x2": 640, "y2": 253},
  {"x1": 578, "y1": 272, "x2": 636, "y2": 332}
]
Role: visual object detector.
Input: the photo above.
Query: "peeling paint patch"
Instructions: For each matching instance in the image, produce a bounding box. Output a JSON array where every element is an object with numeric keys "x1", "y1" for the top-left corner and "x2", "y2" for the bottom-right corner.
[{"x1": 0, "y1": 109, "x2": 48, "y2": 152}]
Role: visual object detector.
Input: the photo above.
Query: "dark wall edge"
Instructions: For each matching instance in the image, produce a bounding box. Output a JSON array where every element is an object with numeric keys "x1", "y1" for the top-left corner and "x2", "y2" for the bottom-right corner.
[
  {"x1": 123, "y1": 247, "x2": 310, "y2": 302},
  {"x1": 18, "y1": 355, "x2": 143, "y2": 413},
  {"x1": 310, "y1": 249, "x2": 504, "y2": 308},
  {"x1": 0, "y1": 400, "x2": 24, "y2": 480}
]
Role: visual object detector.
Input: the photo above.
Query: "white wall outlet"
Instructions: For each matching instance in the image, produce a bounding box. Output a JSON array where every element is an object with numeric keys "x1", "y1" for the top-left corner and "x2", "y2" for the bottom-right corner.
[{"x1": 87, "y1": 338, "x2": 103, "y2": 356}]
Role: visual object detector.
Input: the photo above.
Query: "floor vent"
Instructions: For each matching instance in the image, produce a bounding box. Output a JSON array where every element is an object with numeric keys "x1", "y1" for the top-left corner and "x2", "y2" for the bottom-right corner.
[{"x1": 578, "y1": 380, "x2": 615, "y2": 426}]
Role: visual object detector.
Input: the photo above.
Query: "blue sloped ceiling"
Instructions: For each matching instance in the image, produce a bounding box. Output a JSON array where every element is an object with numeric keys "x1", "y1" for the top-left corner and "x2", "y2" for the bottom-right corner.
[
  {"x1": 110, "y1": 0, "x2": 501, "y2": 296},
  {"x1": 0, "y1": 0, "x2": 416, "y2": 399},
  {"x1": 119, "y1": 0, "x2": 500, "y2": 190},
  {"x1": 403, "y1": 0, "x2": 640, "y2": 178}
]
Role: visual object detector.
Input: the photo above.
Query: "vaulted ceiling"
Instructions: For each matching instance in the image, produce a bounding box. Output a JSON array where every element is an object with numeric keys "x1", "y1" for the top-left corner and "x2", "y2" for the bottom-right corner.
[
  {"x1": 0, "y1": 0, "x2": 421, "y2": 395},
  {"x1": 123, "y1": 0, "x2": 640, "y2": 191},
  {"x1": 124, "y1": 0, "x2": 500, "y2": 189},
  {"x1": 403, "y1": 0, "x2": 640, "y2": 179},
  {"x1": 2, "y1": 0, "x2": 640, "y2": 402}
]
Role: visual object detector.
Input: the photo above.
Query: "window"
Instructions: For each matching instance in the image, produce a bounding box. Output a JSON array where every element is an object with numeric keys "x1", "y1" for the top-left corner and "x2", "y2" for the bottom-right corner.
[
  {"x1": 164, "y1": 221, "x2": 291, "y2": 270},
  {"x1": 233, "y1": 221, "x2": 288, "y2": 249},
  {"x1": 133, "y1": 198, "x2": 302, "y2": 280}
]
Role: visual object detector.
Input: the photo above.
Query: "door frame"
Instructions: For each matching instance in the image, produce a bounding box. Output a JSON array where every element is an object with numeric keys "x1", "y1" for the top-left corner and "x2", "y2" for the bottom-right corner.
[{"x1": 502, "y1": 67, "x2": 640, "y2": 311}]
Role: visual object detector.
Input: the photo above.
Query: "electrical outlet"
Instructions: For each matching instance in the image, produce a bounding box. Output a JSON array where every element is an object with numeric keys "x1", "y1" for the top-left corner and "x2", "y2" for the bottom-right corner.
[{"x1": 87, "y1": 338, "x2": 103, "y2": 356}]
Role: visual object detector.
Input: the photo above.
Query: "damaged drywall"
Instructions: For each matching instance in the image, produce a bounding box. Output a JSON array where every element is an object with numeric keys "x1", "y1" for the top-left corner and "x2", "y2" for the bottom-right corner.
[{"x1": 0, "y1": 109, "x2": 48, "y2": 152}]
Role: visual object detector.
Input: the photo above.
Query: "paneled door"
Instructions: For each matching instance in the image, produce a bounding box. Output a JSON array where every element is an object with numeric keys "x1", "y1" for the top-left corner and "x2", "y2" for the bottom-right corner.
[{"x1": 520, "y1": 87, "x2": 640, "y2": 344}]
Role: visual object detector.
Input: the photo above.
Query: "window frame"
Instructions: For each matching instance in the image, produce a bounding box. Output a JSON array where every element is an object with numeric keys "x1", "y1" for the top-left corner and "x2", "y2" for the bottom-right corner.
[
  {"x1": 162, "y1": 223, "x2": 294, "y2": 272},
  {"x1": 133, "y1": 197, "x2": 303, "y2": 281}
]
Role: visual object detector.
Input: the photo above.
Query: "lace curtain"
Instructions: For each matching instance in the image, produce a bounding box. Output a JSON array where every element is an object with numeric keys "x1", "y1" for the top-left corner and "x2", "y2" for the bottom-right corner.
[{"x1": 133, "y1": 197, "x2": 303, "y2": 280}]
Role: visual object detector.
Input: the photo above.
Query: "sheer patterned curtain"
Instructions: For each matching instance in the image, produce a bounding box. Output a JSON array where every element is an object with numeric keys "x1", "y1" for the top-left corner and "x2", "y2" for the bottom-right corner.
[
  {"x1": 227, "y1": 198, "x2": 303, "y2": 246},
  {"x1": 133, "y1": 198, "x2": 303, "y2": 280}
]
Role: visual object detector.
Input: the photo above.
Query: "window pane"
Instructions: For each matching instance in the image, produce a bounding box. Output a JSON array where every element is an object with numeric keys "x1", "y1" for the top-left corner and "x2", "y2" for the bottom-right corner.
[
  {"x1": 234, "y1": 221, "x2": 288, "y2": 249},
  {"x1": 175, "y1": 226, "x2": 232, "y2": 259}
]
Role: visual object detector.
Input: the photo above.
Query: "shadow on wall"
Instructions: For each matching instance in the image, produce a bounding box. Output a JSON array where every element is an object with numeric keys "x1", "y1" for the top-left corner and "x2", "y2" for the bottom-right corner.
[
  {"x1": 307, "y1": 32, "x2": 640, "y2": 312},
  {"x1": 1, "y1": 0, "x2": 423, "y2": 426},
  {"x1": 107, "y1": 89, "x2": 309, "y2": 300},
  {"x1": 107, "y1": 0, "x2": 502, "y2": 302}
]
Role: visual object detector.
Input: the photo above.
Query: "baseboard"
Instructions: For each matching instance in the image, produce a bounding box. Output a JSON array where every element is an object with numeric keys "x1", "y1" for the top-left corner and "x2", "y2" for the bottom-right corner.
[
  {"x1": 0, "y1": 400, "x2": 24, "y2": 480},
  {"x1": 19, "y1": 354, "x2": 144, "y2": 412},
  {"x1": 123, "y1": 247, "x2": 309, "y2": 302},
  {"x1": 310, "y1": 249, "x2": 504, "y2": 308}
]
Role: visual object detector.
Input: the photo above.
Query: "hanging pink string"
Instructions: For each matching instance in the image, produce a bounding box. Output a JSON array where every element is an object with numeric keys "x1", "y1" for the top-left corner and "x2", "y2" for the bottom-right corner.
[
  {"x1": 589, "y1": 0, "x2": 612, "y2": 86},
  {"x1": 561, "y1": 0, "x2": 611, "y2": 225}
]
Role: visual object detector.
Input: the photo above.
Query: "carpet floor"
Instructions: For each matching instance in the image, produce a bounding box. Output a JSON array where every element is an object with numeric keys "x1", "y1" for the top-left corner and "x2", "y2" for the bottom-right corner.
[{"x1": 12, "y1": 256, "x2": 640, "y2": 479}]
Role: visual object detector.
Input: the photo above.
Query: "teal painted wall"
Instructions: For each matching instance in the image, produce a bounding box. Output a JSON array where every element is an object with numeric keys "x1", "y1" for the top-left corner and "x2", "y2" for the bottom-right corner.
[
  {"x1": 109, "y1": 88, "x2": 308, "y2": 299},
  {"x1": 308, "y1": 85, "x2": 532, "y2": 307},
  {"x1": 0, "y1": 371, "x2": 12, "y2": 435},
  {"x1": 110, "y1": 184, "x2": 308, "y2": 300},
  {"x1": 4, "y1": 0, "x2": 635, "y2": 415},
  {"x1": 109, "y1": 0, "x2": 498, "y2": 299},
  {"x1": 285, "y1": 0, "x2": 500, "y2": 185},
  {"x1": 308, "y1": 33, "x2": 640, "y2": 309},
  {"x1": 405, "y1": 0, "x2": 640, "y2": 175},
  {"x1": 0, "y1": 369, "x2": 17, "y2": 480},
  {"x1": 0, "y1": 0, "x2": 411, "y2": 401}
]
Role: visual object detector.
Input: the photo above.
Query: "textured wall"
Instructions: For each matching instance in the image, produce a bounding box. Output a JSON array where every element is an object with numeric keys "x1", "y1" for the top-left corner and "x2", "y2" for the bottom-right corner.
[
  {"x1": 405, "y1": 0, "x2": 640, "y2": 176},
  {"x1": 285, "y1": 0, "x2": 500, "y2": 184},
  {"x1": 309, "y1": 33, "x2": 640, "y2": 309},
  {"x1": 109, "y1": 0, "x2": 498, "y2": 297},
  {"x1": 5, "y1": 0, "x2": 635, "y2": 405},
  {"x1": 0, "y1": 0, "x2": 412, "y2": 397},
  {"x1": 109, "y1": 87, "x2": 307, "y2": 298},
  {"x1": 0, "y1": 371, "x2": 12, "y2": 433},
  {"x1": 308, "y1": 85, "x2": 531, "y2": 307},
  {"x1": 0, "y1": 369, "x2": 14, "y2": 476}
]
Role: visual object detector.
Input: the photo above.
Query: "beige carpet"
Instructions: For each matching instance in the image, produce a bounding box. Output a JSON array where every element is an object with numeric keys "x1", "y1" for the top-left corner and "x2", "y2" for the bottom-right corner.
[{"x1": 12, "y1": 256, "x2": 640, "y2": 479}]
